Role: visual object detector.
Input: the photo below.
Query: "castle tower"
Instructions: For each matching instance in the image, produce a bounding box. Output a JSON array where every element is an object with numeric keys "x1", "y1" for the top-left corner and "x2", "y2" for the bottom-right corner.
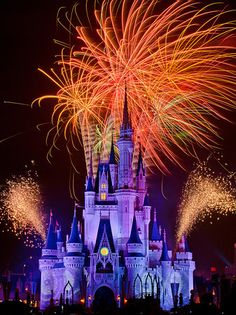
[
  {"x1": 174, "y1": 235, "x2": 195, "y2": 305},
  {"x1": 64, "y1": 206, "x2": 84, "y2": 303},
  {"x1": 39, "y1": 212, "x2": 58, "y2": 310},
  {"x1": 149, "y1": 208, "x2": 162, "y2": 266},
  {"x1": 125, "y1": 214, "x2": 145, "y2": 298},
  {"x1": 117, "y1": 89, "x2": 134, "y2": 189},
  {"x1": 116, "y1": 90, "x2": 136, "y2": 248},
  {"x1": 160, "y1": 230, "x2": 173, "y2": 310}
]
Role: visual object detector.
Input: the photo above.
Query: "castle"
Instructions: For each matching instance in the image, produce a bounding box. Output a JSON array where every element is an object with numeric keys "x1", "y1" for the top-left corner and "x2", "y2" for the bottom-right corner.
[{"x1": 39, "y1": 94, "x2": 195, "y2": 310}]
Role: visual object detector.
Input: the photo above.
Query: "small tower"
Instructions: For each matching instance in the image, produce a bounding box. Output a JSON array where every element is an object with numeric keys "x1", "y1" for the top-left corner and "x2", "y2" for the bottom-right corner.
[
  {"x1": 149, "y1": 209, "x2": 162, "y2": 266},
  {"x1": 64, "y1": 205, "x2": 84, "y2": 303},
  {"x1": 125, "y1": 214, "x2": 145, "y2": 297},
  {"x1": 109, "y1": 135, "x2": 118, "y2": 190},
  {"x1": 160, "y1": 230, "x2": 172, "y2": 310},
  {"x1": 39, "y1": 212, "x2": 58, "y2": 310},
  {"x1": 174, "y1": 235, "x2": 195, "y2": 305}
]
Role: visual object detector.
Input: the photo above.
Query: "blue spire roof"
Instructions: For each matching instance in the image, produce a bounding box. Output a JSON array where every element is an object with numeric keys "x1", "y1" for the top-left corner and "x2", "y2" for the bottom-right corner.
[
  {"x1": 109, "y1": 135, "x2": 117, "y2": 164},
  {"x1": 185, "y1": 236, "x2": 190, "y2": 252},
  {"x1": 57, "y1": 226, "x2": 63, "y2": 243},
  {"x1": 86, "y1": 151, "x2": 94, "y2": 191},
  {"x1": 68, "y1": 206, "x2": 82, "y2": 244},
  {"x1": 150, "y1": 209, "x2": 161, "y2": 241},
  {"x1": 127, "y1": 214, "x2": 142, "y2": 244},
  {"x1": 44, "y1": 212, "x2": 57, "y2": 250},
  {"x1": 143, "y1": 193, "x2": 150, "y2": 206},
  {"x1": 160, "y1": 230, "x2": 170, "y2": 261},
  {"x1": 136, "y1": 148, "x2": 145, "y2": 176}
]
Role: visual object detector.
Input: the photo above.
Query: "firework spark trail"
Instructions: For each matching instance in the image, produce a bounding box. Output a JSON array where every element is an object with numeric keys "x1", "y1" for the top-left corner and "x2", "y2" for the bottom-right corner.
[
  {"x1": 35, "y1": 0, "x2": 236, "y2": 172},
  {"x1": 176, "y1": 162, "x2": 236, "y2": 243},
  {"x1": 0, "y1": 173, "x2": 46, "y2": 247}
]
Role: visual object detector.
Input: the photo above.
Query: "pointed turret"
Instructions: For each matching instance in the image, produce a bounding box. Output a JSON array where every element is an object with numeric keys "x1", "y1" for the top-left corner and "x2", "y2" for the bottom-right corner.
[
  {"x1": 150, "y1": 209, "x2": 161, "y2": 241},
  {"x1": 127, "y1": 214, "x2": 142, "y2": 244},
  {"x1": 68, "y1": 205, "x2": 82, "y2": 244},
  {"x1": 109, "y1": 134, "x2": 117, "y2": 164},
  {"x1": 56, "y1": 225, "x2": 63, "y2": 243},
  {"x1": 160, "y1": 230, "x2": 170, "y2": 261},
  {"x1": 136, "y1": 147, "x2": 145, "y2": 176},
  {"x1": 143, "y1": 193, "x2": 150, "y2": 206},
  {"x1": 120, "y1": 87, "x2": 133, "y2": 139},
  {"x1": 86, "y1": 151, "x2": 94, "y2": 192},
  {"x1": 44, "y1": 211, "x2": 57, "y2": 251},
  {"x1": 185, "y1": 236, "x2": 190, "y2": 252}
]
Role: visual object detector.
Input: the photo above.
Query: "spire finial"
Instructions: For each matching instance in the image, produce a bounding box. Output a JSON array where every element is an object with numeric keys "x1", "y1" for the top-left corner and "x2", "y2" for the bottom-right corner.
[
  {"x1": 74, "y1": 202, "x2": 77, "y2": 218},
  {"x1": 89, "y1": 149, "x2": 93, "y2": 177},
  {"x1": 50, "y1": 209, "x2": 53, "y2": 224},
  {"x1": 163, "y1": 229, "x2": 167, "y2": 242},
  {"x1": 154, "y1": 208, "x2": 157, "y2": 222}
]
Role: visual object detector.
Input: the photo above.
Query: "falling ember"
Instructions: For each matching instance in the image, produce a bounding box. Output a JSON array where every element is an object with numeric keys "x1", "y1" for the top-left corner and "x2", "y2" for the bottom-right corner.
[
  {"x1": 35, "y1": 0, "x2": 236, "y2": 173},
  {"x1": 0, "y1": 173, "x2": 46, "y2": 248},
  {"x1": 176, "y1": 162, "x2": 236, "y2": 243}
]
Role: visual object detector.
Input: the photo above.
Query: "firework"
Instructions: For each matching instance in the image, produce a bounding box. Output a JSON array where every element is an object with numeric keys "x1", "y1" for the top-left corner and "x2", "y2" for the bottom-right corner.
[
  {"x1": 35, "y1": 0, "x2": 236, "y2": 172},
  {"x1": 0, "y1": 172, "x2": 46, "y2": 248},
  {"x1": 176, "y1": 161, "x2": 236, "y2": 242}
]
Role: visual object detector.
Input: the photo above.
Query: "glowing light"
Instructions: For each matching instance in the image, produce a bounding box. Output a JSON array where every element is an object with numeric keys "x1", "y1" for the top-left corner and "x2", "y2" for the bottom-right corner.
[
  {"x1": 176, "y1": 161, "x2": 236, "y2": 242},
  {"x1": 35, "y1": 0, "x2": 236, "y2": 173},
  {"x1": 0, "y1": 172, "x2": 46, "y2": 247},
  {"x1": 100, "y1": 246, "x2": 109, "y2": 256}
]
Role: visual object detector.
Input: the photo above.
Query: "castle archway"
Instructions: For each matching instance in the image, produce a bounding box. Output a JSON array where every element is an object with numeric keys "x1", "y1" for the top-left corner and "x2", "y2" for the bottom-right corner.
[{"x1": 93, "y1": 286, "x2": 116, "y2": 312}]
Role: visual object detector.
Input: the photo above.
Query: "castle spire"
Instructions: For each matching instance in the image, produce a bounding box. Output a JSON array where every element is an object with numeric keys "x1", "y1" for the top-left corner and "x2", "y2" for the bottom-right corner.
[
  {"x1": 160, "y1": 229, "x2": 170, "y2": 261},
  {"x1": 136, "y1": 146, "x2": 145, "y2": 176},
  {"x1": 127, "y1": 214, "x2": 142, "y2": 244},
  {"x1": 86, "y1": 150, "x2": 94, "y2": 191},
  {"x1": 150, "y1": 208, "x2": 161, "y2": 241},
  {"x1": 120, "y1": 86, "x2": 133, "y2": 139},
  {"x1": 109, "y1": 134, "x2": 116, "y2": 164},
  {"x1": 44, "y1": 210, "x2": 57, "y2": 250},
  {"x1": 68, "y1": 204, "x2": 82, "y2": 244}
]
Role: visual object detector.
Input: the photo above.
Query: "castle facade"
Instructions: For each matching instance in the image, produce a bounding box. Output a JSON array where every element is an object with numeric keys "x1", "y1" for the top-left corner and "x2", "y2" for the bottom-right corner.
[{"x1": 39, "y1": 96, "x2": 195, "y2": 310}]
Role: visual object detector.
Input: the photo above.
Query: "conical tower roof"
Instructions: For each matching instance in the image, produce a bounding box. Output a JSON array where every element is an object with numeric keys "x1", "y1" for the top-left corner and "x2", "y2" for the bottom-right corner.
[
  {"x1": 160, "y1": 230, "x2": 170, "y2": 261},
  {"x1": 68, "y1": 205, "x2": 82, "y2": 244},
  {"x1": 44, "y1": 211, "x2": 57, "y2": 250},
  {"x1": 150, "y1": 209, "x2": 161, "y2": 241},
  {"x1": 109, "y1": 134, "x2": 117, "y2": 164},
  {"x1": 127, "y1": 214, "x2": 142, "y2": 244}
]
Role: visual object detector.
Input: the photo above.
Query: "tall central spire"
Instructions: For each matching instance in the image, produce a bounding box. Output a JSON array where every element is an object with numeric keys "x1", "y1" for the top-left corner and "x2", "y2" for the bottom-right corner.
[{"x1": 120, "y1": 86, "x2": 133, "y2": 139}]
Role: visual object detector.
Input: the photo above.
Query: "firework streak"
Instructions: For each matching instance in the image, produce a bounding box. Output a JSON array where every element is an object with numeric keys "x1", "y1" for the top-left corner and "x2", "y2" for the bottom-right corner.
[
  {"x1": 35, "y1": 0, "x2": 236, "y2": 172},
  {"x1": 0, "y1": 174, "x2": 45, "y2": 247},
  {"x1": 176, "y1": 162, "x2": 236, "y2": 242}
]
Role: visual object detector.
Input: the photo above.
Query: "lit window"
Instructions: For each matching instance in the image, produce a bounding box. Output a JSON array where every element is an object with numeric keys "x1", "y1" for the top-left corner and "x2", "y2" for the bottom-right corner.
[
  {"x1": 101, "y1": 183, "x2": 107, "y2": 189},
  {"x1": 100, "y1": 193, "x2": 107, "y2": 200}
]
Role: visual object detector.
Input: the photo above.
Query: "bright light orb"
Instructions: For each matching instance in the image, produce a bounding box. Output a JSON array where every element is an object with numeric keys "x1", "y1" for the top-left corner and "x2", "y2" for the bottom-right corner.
[{"x1": 100, "y1": 247, "x2": 109, "y2": 256}]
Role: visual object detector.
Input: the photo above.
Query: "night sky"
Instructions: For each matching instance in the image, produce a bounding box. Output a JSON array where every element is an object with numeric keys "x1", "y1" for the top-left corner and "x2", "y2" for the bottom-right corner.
[{"x1": 1, "y1": 0, "x2": 236, "y2": 275}]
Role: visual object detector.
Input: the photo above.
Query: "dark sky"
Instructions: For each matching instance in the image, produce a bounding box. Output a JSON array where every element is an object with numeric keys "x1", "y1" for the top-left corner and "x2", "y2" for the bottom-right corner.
[{"x1": 1, "y1": 0, "x2": 236, "y2": 275}]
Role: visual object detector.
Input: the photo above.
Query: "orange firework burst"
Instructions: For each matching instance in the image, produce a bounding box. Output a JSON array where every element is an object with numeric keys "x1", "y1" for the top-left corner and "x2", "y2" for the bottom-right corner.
[
  {"x1": 35, "y1": 0, "x2": 236, "y2": 172},
  {"x1": 176, "y1": 161, "x2": 236, "y2": 243},
  {"x1": 0, "y1": 172, "x2": 46, "y2": 248}
]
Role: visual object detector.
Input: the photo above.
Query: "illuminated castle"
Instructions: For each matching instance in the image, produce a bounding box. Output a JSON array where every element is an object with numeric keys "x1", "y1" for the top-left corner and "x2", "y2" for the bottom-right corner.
[{"x1": 39, "y1": 95, "x2": 195, "y2": 310}]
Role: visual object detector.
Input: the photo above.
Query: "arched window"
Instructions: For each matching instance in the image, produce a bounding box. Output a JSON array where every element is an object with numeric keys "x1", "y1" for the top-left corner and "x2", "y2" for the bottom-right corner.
[
  {"x1": 96, "y1": 262, "x2": 104, "y2": 273},
  {"x1": 133, "y1": 274, "x2": 143, "y2": 298},
  {"x1": 105, "y1": 262, "x2": 113, "y2": 273}
]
